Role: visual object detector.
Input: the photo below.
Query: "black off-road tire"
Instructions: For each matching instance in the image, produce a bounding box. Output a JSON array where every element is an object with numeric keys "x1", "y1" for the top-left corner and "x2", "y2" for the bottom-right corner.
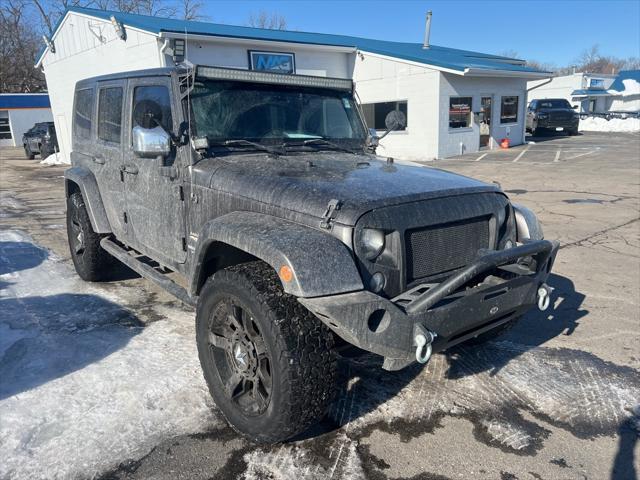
[
  {"x1": 568, "y1": 128, "x2": 579, "y2": 136},
  {"x1": 196, "y1": 261, "x2": 337, "y2": 443},
  {"x1": 24, "y1": 145, "x2": 35, "y2": 159},
  {"x1": 465, "y1": 316, "x2": 521, "y2": 345},
  {"x1": 66, "y1": 192, "x2": 114, "y2": 281}
]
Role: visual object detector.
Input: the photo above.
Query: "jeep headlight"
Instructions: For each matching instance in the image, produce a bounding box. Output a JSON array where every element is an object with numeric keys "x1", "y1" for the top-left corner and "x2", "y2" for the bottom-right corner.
[{"x1": 360, "y1": 228, "x2": 385, "y2": 260}]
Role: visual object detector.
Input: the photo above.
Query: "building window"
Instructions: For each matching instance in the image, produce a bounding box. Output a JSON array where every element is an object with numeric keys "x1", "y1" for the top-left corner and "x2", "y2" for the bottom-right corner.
[
  {"x1": 0, "y1": 112, "x2": 11, "y2": 140},
  {"x1": 98, "y1": 87, "x2": 123, "y2": 144},
  {"x1": 500, "y1": 96, "x2": 519, "y2": 124},
  {"x1": 361, "y1": 101, "x2": 407, "y2": 130},
  {"x1": 449, "y1": 97, "x2": 472, "y2": 129},
  {"x1": 74, "y1": 88, "x2": 94, "y2": 140}
]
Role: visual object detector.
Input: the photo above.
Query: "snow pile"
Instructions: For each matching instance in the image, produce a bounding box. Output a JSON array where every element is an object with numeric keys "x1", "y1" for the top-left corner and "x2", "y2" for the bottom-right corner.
[
  {"x1": 579, "y1": 116, "x2": 640, "y2": 132},
  {"x1": 40, "y1": 152, "x2": 66, "y2": 165},
  {"x1": 0, "y1": 230, "x2": 219, "y2": 480}
]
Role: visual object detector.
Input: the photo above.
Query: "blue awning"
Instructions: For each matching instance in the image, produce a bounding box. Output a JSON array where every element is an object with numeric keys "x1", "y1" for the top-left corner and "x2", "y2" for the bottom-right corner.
[
  {"x1": 571, "y1": 89, "x2": 614, "y2": 97},
  {"x1": 0, "y1": 94, "x2": 51, "y2": 109}
]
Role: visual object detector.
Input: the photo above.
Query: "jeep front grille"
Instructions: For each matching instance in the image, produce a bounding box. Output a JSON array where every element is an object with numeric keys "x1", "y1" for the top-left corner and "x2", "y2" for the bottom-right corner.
[{"x1": 405, "y1": 217, "x2": 490, "y2": 282}]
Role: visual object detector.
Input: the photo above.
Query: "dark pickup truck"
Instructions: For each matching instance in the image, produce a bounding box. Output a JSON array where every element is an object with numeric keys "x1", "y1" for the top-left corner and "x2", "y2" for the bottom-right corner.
[{"x1": 526, "y1": 99, "x2": 580, "y2": 135}]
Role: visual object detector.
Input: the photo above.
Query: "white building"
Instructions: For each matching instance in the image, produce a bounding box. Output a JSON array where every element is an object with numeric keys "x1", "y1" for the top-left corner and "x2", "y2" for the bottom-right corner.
[
  {"x1": 527, "y1": 72, "x2": 617, "y2": 114},
  {"x1": 36, "y1": 6, "x2": 548, "y2": 162},
  {"x1": 0, "y1": 94, "x2": 53, "y2": 147}
]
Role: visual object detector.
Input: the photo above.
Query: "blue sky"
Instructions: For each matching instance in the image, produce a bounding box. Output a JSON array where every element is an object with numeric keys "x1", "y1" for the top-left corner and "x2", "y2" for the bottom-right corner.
[{"x1": 191, "y1": 0, "x2": 640, "y2": 66}]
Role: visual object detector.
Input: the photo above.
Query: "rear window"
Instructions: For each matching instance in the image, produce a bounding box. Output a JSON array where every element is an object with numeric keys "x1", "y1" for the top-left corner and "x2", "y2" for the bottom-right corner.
[
  {"x1": 74, "y1": 88, "x2": 94, "y2": 140},
  {"x1": 98, "y1": 87, "x2": 123, "y2": 144}
]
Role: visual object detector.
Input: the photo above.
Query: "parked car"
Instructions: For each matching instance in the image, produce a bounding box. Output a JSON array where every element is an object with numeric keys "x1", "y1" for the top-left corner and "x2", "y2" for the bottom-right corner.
[
  {"x1": 22, "y1": 121, "x2": 58, "y2": 159},
  {"x1": 64, "y1": 65, "x2": 558, "y2": 443},
  {"x1": 526, "y1": 99, "x2": 579, "y2": 135}
]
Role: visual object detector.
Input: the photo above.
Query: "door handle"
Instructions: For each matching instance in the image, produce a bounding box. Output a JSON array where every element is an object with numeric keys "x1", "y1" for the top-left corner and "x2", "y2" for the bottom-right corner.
[
  {"x1": 93, "y1": 156, "x2": 105, "y2": 165},
  {"x1": 120, "y1": 164, "x2": 139, "y2": 175}
]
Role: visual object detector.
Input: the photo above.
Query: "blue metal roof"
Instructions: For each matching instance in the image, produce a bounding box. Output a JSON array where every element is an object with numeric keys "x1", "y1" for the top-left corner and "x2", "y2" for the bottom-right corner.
[
  {"x1": 609, "y1": 70, "x2": 640, "y2": 93},
  {"x1": 0, "y1": 94, "x2": 51, "y2": 109},
  {"x1": 44, "y1": 7, "x2": 547, "y2": 76}
]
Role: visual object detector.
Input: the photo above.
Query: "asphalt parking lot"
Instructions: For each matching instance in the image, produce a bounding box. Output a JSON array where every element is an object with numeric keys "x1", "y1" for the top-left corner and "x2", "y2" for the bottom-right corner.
[{"x1": 1, "y1": 131, "x2": 639, "y2": 480}]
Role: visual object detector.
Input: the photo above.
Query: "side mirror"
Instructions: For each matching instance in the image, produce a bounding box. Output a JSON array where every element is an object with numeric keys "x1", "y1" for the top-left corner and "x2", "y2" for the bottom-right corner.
[
  {"x1": 378, "y1": 110, "x2": 407, "y2": 142},
  {"x1": 385, "y1": 110, "x2": 407, "y2": 131},
  {"x1": 572, "y1": 105, "x2": 578, "y2": 109},
  {"x1": 132, "y1": 125, "x2": 171, "y2": 159}
]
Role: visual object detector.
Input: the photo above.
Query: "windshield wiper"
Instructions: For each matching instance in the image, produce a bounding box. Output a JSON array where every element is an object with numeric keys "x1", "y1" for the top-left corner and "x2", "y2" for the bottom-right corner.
[
  {"x1": 213, "y1": 139, "x2": 282, "y2": 155},
  {"x1": 285, "y1": 138, "x2": 359, "y2": 155}
]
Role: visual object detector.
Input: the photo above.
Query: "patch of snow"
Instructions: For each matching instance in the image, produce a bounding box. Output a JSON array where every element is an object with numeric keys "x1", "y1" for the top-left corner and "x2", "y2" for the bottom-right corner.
[
  {"x1": 0, "y1": 230, "x2": 218, "y2": 480},
  {"x1": 579, "y1": 117, "x2": 640, "y2": 132},
  {"x1": 609, "y1": 78, "x2": 640, "y2": 97},
  {"x1": 40, "y1": 152, "x2": 67, "y2": 165}
]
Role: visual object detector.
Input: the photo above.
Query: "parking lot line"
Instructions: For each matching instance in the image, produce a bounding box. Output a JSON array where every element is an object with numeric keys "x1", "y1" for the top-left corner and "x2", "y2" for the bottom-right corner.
[
  {"x1": 475, "y1": 153, "x2": 488, "y2": 162},
  {"x1": 565, "y1": 150, "x2": 596, "y2": 160},
  {"x1": 512, "y1": 147, "x2": 530, "y2": 162},
  {"x1": 554, "y1": 149, "x2": 561, "y2": 162}
]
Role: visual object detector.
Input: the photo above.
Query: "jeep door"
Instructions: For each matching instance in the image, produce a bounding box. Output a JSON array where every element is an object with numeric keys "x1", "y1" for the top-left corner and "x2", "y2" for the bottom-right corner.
[
  {"x1": 122, "y1": 77, "x2": 187, "y2": 265},
  {"x1": 93, "y1": 80, "x2": 128, "y2": 239}
]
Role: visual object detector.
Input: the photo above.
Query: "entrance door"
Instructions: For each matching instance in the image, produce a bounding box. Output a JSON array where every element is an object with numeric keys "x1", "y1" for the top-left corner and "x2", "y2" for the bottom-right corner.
[
  {"x1": 479, "y1": 96, "x2": 492, "y2": 148},
  {"x1": 122, "y1": 77, "x2": 187, "y2": 265}
]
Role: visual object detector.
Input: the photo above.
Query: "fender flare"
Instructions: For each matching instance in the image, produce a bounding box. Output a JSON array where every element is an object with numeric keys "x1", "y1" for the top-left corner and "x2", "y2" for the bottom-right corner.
[
  {"x1": 513, "y1": 203, "x2": 544, "y2": 241},
  {"x1": 64, "y1": 167, "x2": 111, "y2": 233},
  {"x1": 190, "y1": 211, "x2": 363, "y2": 298}
]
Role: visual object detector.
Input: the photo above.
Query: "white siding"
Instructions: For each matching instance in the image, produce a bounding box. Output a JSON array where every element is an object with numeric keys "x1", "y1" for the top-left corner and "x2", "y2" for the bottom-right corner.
[
  {"x1": 4, "y1": 108, "x2": 54, "y2": 147},
  {"x1": 41, "y1": 13, "x2": 163, "y2": 162},
  {"x1": 353, "y1": 53, "x2": 440, "y2": 160},
  {"x1": 177, "y1": 40, "x2": 353, "y2": 78},
  {"x1": 439, "y1": 74, "x2": 528, "y2": 158}
]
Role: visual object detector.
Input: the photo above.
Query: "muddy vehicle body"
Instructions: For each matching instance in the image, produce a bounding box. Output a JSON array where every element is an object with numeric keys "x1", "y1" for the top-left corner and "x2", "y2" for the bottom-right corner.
[{"x1": 65, "y1": 65, "x2": 558, "y2": 442}]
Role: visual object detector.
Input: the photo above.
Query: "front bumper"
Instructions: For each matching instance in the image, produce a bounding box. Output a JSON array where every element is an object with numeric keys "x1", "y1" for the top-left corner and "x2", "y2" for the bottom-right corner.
[{"x1": 300, "y1": 239, "x2": 559, "y2": 370}]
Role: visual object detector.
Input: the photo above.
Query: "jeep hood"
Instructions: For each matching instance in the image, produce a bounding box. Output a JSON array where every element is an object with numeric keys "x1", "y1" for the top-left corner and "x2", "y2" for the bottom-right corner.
[{"x1": 191, "y1": 153, "x2": 501, "y2": 225}]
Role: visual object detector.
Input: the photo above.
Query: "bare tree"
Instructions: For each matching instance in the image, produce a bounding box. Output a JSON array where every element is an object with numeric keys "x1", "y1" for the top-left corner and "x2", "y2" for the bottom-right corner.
[
  {"x1": 0, "y1": 0, "x2": 47, "y2": 92},
  {"x1": 178, "y1": 0, "x2": 207, "y2": 21},
  {"x1": 247, "y1": 10, "x2": 287, "y2": 30}
]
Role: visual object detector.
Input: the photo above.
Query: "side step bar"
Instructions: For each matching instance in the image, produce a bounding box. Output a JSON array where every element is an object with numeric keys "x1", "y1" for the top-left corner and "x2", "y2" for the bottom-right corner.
[{"x1": 101, "y1": 238, "x2": 196, "y2": 307}]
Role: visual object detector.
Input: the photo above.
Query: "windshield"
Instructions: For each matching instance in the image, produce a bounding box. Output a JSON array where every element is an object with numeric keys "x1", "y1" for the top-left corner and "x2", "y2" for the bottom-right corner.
[
  {"x1": 537, "y1": 99, "x2": 572, "y2": 109},
  {"x1": 188, "y1": 79, "x2": 367, "y2": 149}
]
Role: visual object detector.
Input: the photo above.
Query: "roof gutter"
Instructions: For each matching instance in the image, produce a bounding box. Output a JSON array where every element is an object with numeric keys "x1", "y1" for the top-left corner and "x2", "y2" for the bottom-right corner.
[
  {"x1": 157, "y1": 31, "x2": 357, "y2": 54},
  {"x1": 464, "y1": 67, "x2": 551, "y2": 79}
]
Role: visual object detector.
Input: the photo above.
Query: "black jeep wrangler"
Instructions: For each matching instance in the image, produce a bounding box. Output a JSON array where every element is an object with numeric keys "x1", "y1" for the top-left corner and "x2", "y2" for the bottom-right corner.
[{"x1": 65, "y1": 65, "x2": 558, "y2": 443}]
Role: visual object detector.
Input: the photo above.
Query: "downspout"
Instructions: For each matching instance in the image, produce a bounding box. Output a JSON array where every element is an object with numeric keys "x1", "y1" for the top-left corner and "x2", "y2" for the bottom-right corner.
[{"x1": 159, "y1": 38, "x2": 171, "y2": 67}]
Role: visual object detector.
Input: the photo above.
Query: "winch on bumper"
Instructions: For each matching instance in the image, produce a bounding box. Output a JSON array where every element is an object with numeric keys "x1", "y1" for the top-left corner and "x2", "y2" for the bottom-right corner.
[{"x1": 299, "y1": 239, "x2": 559, "y2": 371}]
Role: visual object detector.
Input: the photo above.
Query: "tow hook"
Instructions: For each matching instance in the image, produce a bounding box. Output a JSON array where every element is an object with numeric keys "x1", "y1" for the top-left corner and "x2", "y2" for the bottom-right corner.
[
  {"x1": 414, "y1": 325, "x2": 436, "y2": 364},
  {"x1": 537, "y1": 284, "x2": 551, "y2": 311}
]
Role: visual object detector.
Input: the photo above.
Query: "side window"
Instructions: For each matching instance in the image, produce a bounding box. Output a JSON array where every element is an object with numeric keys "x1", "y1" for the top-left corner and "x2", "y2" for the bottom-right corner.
[
  {"x1": 132, "y1": 85, "x2": 173, "y2": 133},
  {"x1": 500, "y1": 96, "x2": 519, "y2": 124},
  {"x1": 361, "y1": 101, "x2": 408, "y2": 130},
  {"x1": 98, "y1": 87, "x2": 123, "y2": 144},
  {"x1": 74, "y1": 88, "x2": 94, "y2": 140},
  {"x1": 449, "y1": 96, "x2": 473, "y2": 129}
]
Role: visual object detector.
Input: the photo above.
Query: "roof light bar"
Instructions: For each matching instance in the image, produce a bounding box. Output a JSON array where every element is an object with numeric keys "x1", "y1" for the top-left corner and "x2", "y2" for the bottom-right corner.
[{"x1": 196, "y1": 66, "x2": 353, "y2": 91}]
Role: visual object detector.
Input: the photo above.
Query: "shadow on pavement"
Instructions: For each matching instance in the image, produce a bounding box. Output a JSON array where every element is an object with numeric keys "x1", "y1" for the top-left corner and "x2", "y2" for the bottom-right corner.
[
  {"x1": 0, "y1": 293, "x2": 143, "y2": 400},
  {"x1": 611, "y1": 411, "x2": 639, "y2": 480},
  {"x1": 0, "y1": 241, "x2": 48, "y2": 275}
]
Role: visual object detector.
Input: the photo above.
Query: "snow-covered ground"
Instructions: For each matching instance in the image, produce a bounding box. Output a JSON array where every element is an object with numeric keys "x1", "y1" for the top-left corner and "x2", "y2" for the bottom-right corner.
[
  {"x1": 0, "y1": 230, "x2": 218, "y2": 480},
  {"x1": 579, "y1": 117, "x2": 640, "y2": 132},
  {"x1": 40, "y1": 152, "x2": 66, "y2": 165}
]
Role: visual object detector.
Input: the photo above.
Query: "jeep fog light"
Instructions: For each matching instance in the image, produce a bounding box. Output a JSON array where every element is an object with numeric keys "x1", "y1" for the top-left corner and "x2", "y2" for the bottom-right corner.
[{"x1": 361, "y1": 228, "x2": 385, "y2": 260}]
